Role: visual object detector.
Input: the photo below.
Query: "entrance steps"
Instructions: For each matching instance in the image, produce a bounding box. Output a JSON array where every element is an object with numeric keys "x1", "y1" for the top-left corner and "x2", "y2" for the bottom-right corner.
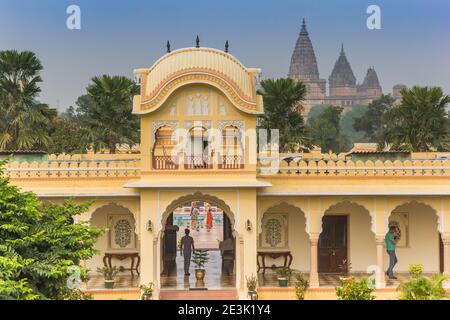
[{"x1": 159, "y1": 289, "x2": 239, "y2": 300}]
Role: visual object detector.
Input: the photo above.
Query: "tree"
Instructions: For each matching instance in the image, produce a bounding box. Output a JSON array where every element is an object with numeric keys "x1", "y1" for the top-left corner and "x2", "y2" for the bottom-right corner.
[
  {"x1": 353, "y1": 94, "x2": 395, "y2": 143},
  {"x1": 0, "y1": 50, "x2": 51, "y2": 150},
  {"x1": 0, "y1": 162, "x2": 103, "y2": 299},
  {"x1": 307, "y1": 105, "x2": 350, "y2": 153},
  {"x1": 258, "y1": 78, "x2": 310, "y2": 152},
  {"x1": 71, "y1": 76, "x2": 140, "y2": 153},
  {"x1": 46, "y1": 116, "x2": 91, "y2": 155},
  {"x1": 340, "y1": 104, "x2": 369, "y2": 145},
  {"x1": 381, "y1": 86, "x2": 450, "y2": 152}
]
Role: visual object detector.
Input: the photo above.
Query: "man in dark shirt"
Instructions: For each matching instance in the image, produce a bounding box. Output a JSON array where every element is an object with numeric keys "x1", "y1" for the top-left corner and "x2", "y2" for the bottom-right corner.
[{"x1": 180, "y1": 228, "x2": 195, "y2": 276}]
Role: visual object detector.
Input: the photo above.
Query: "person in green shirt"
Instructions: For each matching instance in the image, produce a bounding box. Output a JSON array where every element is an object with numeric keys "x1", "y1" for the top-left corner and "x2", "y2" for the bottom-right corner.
[{"x1": 385, "y1": 226, "x2": 399, "y2": 279}]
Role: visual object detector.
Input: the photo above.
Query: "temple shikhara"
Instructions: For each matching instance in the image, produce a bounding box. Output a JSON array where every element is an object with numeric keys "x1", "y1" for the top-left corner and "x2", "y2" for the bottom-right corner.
[
  {"x1": 288, "y1": 19, "x2": 405, "y2": 115},
  {"x1": 5, "y1": 42, "x2": 450, "y2": 300}
]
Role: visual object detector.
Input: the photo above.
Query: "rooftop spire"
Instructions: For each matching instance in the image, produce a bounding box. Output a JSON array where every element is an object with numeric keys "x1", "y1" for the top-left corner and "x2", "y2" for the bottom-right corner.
[
  {"x1": 288, "y1": 18, "x2": 320, "y2": 81},
  {"x1": 329, "y1": 44, "x2": 356, "y2": 87},
  {"x1": 195, "y1": 35, "x2": 200, "y2": 48},
  {"x1": 225, "y1": 40, "x2": 229, "y2": 53},
  {"x1": 166, "y1": 40, "x2": 171, "y2": 53}
]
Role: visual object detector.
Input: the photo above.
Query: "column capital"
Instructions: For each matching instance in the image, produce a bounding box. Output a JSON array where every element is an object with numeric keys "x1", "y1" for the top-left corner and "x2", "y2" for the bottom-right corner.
[
  {"x1": 309, "y1": 233, "x2": 320, "y2": 243},
  {"x1": 375, "y1": 234, "x2": 385, "y2": 245}
]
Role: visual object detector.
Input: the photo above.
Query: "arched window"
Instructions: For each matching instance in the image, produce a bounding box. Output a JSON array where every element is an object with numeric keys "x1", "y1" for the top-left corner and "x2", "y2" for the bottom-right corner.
[
  {"x1": 185, "y1": 126, "x2": 211, "y2": 169},
  {"x1": 220, "y1": 126, "x2": 244, "y2": 169},
  {"x1": 152, "y1": 126, "x2": 178, "y2": 169}
]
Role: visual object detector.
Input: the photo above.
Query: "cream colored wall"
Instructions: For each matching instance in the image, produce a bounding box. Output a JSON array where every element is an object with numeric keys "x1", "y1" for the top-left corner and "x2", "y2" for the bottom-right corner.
[
  {"x1": 387, "y1": 202, "x2": 440, "y2": 272},
  {"x1": 258, "y1": 203, "x2": 310, "y2": 272},
  {"x1": 324, "y1": 203, "x2": 376, "y2": 272},
  {"x1": 86, "y1": 204, "x2": 140, "y2": 274}
]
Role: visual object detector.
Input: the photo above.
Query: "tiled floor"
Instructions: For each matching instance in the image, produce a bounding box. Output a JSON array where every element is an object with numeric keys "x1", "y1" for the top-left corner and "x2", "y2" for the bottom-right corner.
[
  {"x1": 161, "y1": 250, "x2": 235, "y2": 290},
  {"x1": 85, "y1": 261, "x2": 436, "y2": 290}
]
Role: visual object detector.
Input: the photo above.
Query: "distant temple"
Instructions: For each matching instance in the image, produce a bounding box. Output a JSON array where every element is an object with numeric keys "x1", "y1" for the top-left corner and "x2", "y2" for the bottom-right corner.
[{"x1": 289, "y1": 19, "x2": 405, "y2": 115}]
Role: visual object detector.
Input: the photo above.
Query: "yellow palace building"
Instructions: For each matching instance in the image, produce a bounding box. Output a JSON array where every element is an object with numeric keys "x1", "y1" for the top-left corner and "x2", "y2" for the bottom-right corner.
[{"x1": 5, "y1": 46, "x2": 450, "y2": 300}]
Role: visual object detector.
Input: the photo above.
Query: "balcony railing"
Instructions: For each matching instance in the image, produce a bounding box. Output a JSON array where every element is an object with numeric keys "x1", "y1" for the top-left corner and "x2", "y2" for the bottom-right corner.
[
  {"x1": 184, "y1": 155, "x2": 212, "y2": 170},
  {"x1": 5, "y1": 159, "x2": 140, "y2": 179},
  {"x1": 219, "y1": 155, "x2": 244, "y2": 169},
  {"x1": 152, "y1": 155, "x2": 179, "y2": 170}
]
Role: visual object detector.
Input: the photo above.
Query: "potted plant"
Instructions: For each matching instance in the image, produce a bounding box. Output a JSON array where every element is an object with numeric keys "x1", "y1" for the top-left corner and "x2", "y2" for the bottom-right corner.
[
  {"x1": 192, "y1": 249, "x2": 209, "y2": 281},
  {"x1": 97, "y1": 266, "x2": 119, "y2": 289},
  {"x1": 246, "y1": 274, "x2": 258, "y2": 300},
  {"x1": 294, "y1": 272, "x2": 309, "y2": 300},
  {"x1": 276, "y1": 267, "x2": 292, "y2": 287},
  {"x1": 338, "y1": 259, "x2": 352, "y2": 280},
  {"x1": 140, "y1": 282, "x2": 154, "y2": 300}
]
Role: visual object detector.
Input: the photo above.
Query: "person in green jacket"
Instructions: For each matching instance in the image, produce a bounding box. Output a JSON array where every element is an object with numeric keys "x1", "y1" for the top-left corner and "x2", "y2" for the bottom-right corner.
[{"x1": 385, "y1": 226, "x2": 399, "y2": 279}]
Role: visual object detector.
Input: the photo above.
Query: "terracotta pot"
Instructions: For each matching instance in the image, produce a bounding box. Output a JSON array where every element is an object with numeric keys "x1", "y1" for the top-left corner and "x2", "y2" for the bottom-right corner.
[
  {"x1": 195, "y1": 269, "x2": 206, "y2": 281},
  {"x1": 104, "y1": 280, "x2": 115, "y2": 289}
]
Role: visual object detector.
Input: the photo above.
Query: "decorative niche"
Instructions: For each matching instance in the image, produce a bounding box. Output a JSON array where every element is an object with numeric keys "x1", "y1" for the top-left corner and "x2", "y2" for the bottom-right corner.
[
  {"x1": 108, "y1": 214, "x2": 137, "y2": 251},
  {"x1": 259, "y1": 213, "x2": 288, "y2": 249}
]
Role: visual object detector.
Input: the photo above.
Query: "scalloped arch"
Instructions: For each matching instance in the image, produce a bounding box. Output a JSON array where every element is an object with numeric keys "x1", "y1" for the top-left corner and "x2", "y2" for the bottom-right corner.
[
  {"x1": 159, "y1": 192, "x2": 236, "y2": 232},
  {"x1": 259, "y1": 201, "x2": 308, "y2": 235},
  {"x1": 387, "y1": 199, "x2": 442, "y2": 234}
]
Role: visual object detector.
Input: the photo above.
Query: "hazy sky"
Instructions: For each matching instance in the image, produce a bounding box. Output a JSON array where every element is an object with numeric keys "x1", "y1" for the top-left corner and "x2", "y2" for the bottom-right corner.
[{"x1": 1, "y1": 0, "x2": 449, "y2": 111}]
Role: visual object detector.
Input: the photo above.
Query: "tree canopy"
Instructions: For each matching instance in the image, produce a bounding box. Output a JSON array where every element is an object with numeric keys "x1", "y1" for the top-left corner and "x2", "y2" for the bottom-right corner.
[
  {"x1": 0, "y1": 50, "x2": 52, "y2": 150},
  {"x1": 0, "y1": 162, "x2": 103, "y2": 299},
  {"x1": 68, "y1": 76, "x2": 140, "y2": 153},
  {"x1": 381, "y1": 87, "x2": 450, "y2": 151},
  {"x1": 257, "y1": 78, "x2": 310, "y2": 152}
]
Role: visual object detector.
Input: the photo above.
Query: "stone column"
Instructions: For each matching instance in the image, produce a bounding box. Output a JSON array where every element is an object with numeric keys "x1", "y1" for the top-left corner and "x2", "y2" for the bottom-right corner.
[
  {"x1": 375, "y1": 235, "x2": 386, "y2": 288},
  {"x1": 309, "y1": 234, "x2": 320, "y2": 288},
  {"x1": 139, "y1": 189, "x2": 159, "y2": 299},
  {"x1": 442, "y1": 235, "x2": 450, "y2": 288}
]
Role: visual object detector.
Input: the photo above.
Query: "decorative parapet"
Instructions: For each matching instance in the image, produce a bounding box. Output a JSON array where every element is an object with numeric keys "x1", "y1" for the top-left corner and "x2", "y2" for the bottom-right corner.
[
  {"x1": 258, "y1": 159, "x2": 450, "y2": 177},
  {"x1": 4, "y1": 159, "x2": 140, "y2": 179}
]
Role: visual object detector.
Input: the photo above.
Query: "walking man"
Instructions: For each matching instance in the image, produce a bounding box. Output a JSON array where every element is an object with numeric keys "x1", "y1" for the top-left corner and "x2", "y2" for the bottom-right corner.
[
  {"x1": 180, "y1": 228, "x2": 195, "y2": 276},
  {"x1": 385, "y1": 226, "x2": 399, "y2": 279}
]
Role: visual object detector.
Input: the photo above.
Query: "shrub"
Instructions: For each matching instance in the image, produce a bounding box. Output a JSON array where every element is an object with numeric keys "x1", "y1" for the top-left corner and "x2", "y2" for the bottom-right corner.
[
  {"x1": 294, "y1": 272, "x2": 309, "y2": 300},
  {"x1": 335, "y1": 277, "x2": 375, "y2": 300},
  {"x1": 246, "y1": 274, "x2": 258, "y2": 292},
  {"x1": 398, "y1": 264, "x2": 449, "y2": 300}
]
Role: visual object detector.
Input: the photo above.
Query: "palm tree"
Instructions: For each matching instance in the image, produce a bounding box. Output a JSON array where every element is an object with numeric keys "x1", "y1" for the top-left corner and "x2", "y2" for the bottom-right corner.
[
  {"x1": 258, "y1": 78, "x2": 310, "y2": 152},
  {"x1": 381, "y1": 86, "x2": 450, "y2": 152},
  {"x1": 78, "y1": 75, "x2": 140, "y2": 153},
  {"x1": 0, "y1": 50, "x2": 51, "y2": 150}
]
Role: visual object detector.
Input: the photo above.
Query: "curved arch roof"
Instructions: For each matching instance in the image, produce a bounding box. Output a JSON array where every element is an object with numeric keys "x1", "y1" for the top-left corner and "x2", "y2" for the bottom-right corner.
[{"x1": 133, "y1": 47, "x2": 263, "y2": 114}]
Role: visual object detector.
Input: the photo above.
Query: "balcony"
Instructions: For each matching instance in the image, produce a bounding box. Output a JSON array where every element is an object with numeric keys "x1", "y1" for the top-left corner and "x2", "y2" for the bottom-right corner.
[{"x1": 151, "y1": 154, "x2": 244, "y2": 170}]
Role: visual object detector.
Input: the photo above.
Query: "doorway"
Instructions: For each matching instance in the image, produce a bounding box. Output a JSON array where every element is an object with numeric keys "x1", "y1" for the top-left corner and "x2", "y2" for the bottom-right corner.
[
  {"x1": 319, "y1": 215, "x2": 348, "y2": 273},
  {"x1": 160, "y1": 200, "x2": 236, "y2": 289}
]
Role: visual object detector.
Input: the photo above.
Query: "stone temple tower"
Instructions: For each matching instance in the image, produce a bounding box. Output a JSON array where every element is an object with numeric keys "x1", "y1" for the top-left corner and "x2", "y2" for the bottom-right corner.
[
  {"x1": 288, "y1": 19, "x2": 326, "y2": 115},
  {"x1": 357, "y1": 67, "x2": 383, "y2": 104}
]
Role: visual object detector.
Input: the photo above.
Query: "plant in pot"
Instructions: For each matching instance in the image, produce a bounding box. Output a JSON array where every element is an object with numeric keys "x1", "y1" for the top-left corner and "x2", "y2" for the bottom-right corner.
[
  {"x1": 338, "y1": 259, "x2": 352, "y2": 280},
  {"x1": 140, "y1": 282, "x2": 154, "y2": 300},
  {"x1": 294, "y1": 272, "x2": 309, "y2": 300},
  {"x1": 192, "y1": 249, "x2": 209, "y2": 281},
  {"x1": 246, "y1": 274, "x2": 258, "y2": 300},
  {"x1": 276, "y1": 267, "x2": 292, "y2": 287},
  {"x1": 97, "y1": 266, "x2": 119, "y2": 289}
]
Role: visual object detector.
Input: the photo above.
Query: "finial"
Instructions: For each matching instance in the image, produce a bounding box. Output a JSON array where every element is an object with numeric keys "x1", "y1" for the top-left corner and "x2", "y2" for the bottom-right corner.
[
  {"x1": 225, "y1": 40, "x2": 229, "y2": 53},
  {"x1": 302, "y1": 18, "x2": 306, "y2": 26},
  {"x1": 166, "y1": 40, "x2": 171, "y2": 53},
  {"x1": 196, "y1": 35, "x2": 200, "y2": 48},
  {"x1": 340, "y1": 43, "x2": 345, "y2": 55}
]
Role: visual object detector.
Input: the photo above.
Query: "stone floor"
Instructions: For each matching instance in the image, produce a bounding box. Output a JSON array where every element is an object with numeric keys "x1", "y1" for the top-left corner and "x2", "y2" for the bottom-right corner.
[{"x1": 161, "y1": 250, "x2": 235, "y2": 290}]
